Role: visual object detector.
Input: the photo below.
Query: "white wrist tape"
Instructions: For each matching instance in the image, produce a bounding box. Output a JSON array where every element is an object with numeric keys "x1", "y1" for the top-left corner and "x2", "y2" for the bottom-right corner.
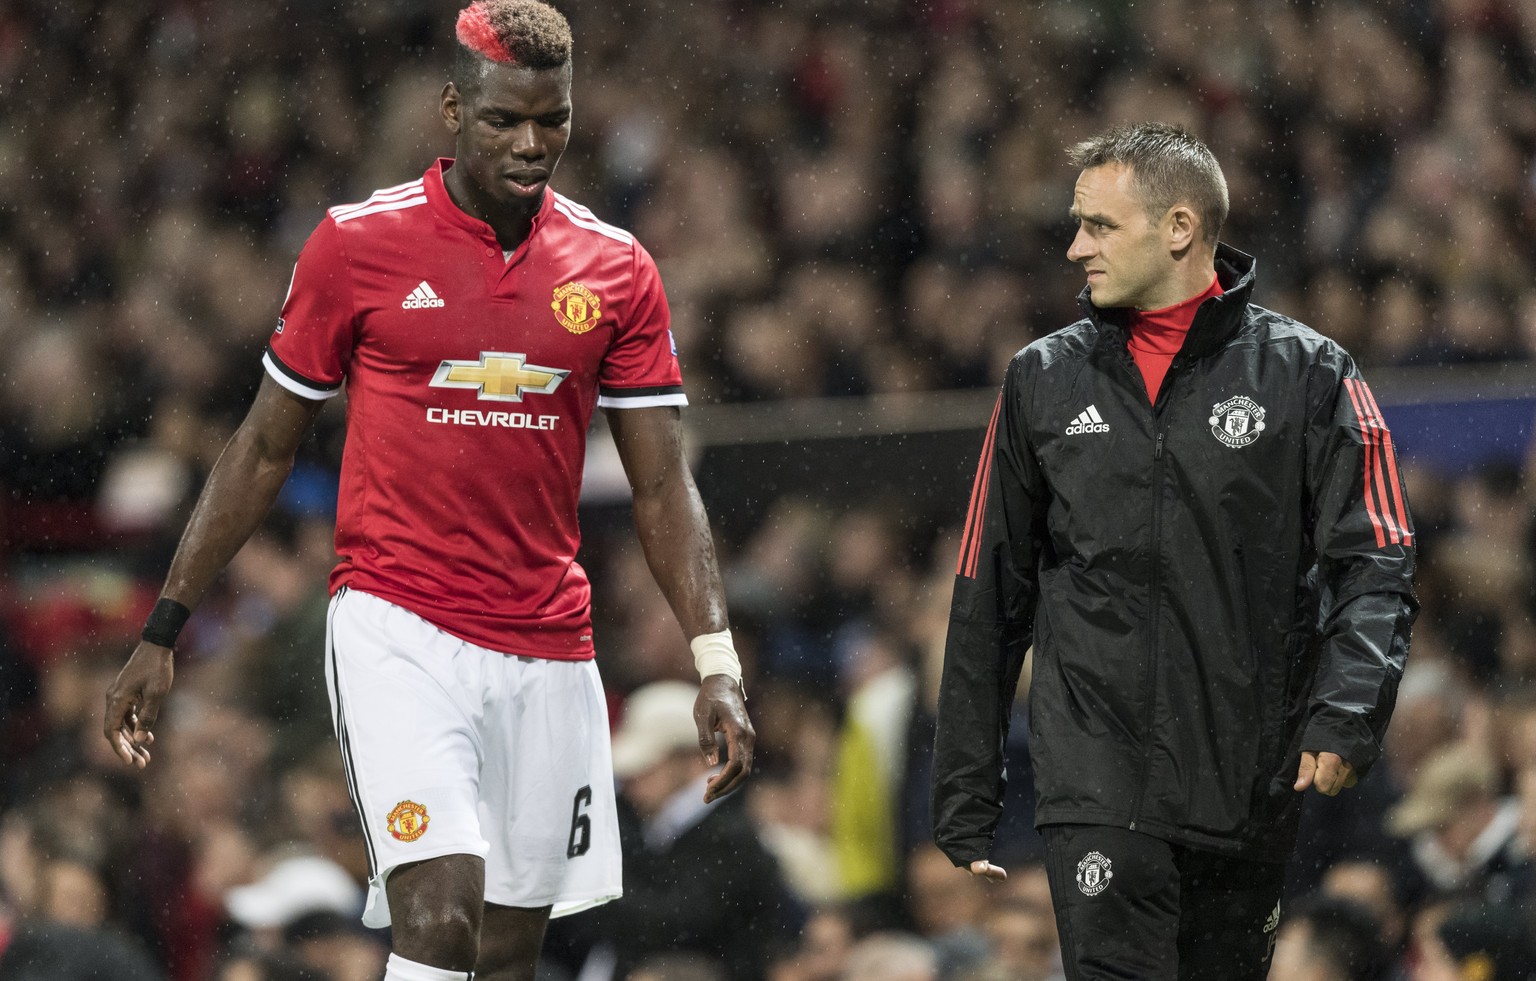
[{"x1": 690, "y1": 629, "x2": 743, "y2": 690}]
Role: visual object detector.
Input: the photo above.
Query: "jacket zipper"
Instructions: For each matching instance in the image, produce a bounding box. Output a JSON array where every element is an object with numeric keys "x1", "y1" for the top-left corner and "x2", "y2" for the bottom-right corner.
[{"x1": 1128, "y1": 428, "x2": 1165, "y2": 832}]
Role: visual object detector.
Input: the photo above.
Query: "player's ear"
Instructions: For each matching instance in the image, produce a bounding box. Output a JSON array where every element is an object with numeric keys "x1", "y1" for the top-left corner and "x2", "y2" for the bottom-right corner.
[
  {"x1": 1167, "y1": 204, "x2": 1197, "y2": 254},
  {"x1": 441, "y1": 82, "x2": 464, "y2": 134}
]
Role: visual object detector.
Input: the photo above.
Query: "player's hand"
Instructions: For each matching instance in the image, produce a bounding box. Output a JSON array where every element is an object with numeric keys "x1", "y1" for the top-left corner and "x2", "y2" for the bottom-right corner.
[
  {"x1": 696, "y1": 674, "x2": 754, "y2": 803},
  {"x1": 968, "y1": 860, "x2": 1008, "y2": 881},
  {"x1": 103, "y1": 643, "x2": 175, "y2": 769},
  {"x1": 1294, "y1": 750, "x2": 1357, "y2": 796}
]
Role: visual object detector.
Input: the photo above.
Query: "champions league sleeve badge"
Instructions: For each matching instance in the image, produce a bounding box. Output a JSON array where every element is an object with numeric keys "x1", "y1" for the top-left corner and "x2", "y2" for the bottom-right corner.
[{"x1": 1209, "y1": 396, "x2": 1267, "y2": 448}]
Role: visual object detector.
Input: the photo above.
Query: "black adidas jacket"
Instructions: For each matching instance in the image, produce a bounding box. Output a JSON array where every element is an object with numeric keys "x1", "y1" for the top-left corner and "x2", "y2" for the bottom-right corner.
[{"x1": 933, "y1": 246, "x2": 1416, "y2": 864}]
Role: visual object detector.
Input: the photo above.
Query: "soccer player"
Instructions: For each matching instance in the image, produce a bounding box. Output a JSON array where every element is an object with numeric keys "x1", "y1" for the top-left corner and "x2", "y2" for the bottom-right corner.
[
  {"x1": 932, "y1": 123, "x2": 1416, "y2": 980},
  {"x1": 102, "y1": 4, "x2": 754, "y2": 980}
]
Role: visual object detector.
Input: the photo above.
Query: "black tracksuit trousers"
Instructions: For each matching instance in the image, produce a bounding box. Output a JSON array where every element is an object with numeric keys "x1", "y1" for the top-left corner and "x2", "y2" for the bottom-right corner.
[{"x1": 1042, "y1": 824, "x2": 1288, "y2": 981}]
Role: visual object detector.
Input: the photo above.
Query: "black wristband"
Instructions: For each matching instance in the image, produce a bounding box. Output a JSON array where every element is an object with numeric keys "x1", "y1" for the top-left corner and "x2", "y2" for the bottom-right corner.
[{"x1": 141, "y1": 598, "x2": 191, "y2": 649}]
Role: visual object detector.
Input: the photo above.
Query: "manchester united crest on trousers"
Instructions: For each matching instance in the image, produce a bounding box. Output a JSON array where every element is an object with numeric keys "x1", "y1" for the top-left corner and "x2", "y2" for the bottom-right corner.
[
  {"x1": 386, "y1": 800, "x2": 430, "y2": 841},
  {"x1": 1076, "y1": 851, "x2": 1113, "y2": 896},
  {"x1": 1209, "y1": 396, "x2": 1267, "y2": 448},
  {"x1": 551, "y1": 282, "x2": 601, "y2": 334}
]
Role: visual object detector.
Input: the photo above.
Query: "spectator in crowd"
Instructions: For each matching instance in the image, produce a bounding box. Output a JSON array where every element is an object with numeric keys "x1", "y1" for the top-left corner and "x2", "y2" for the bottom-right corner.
[
  {"x1": 840, "y1": 932, "x2": 938, "y2": 981},
  {"x1": 1268, "y1": 894, "x2": 1390, "y2": 981},
  {"x1": 1411, "y1": 903, "x2": 1536, "y2": 981},
  {"x1": 1386, "y1": 744, "x2": 1530, "y2": 906},
  {"x1": 277, "y1": 912, "x2": 389, "y2": 981},
  {"x1": 1318, "y1": 859, "x2": 1413, "y2": 974},
  {"x1": 765, "y1": 905, "x2": 859, "y2": 981},
  {"x1": 221, "y1": 854, "x2": 365, "y2": 951},
  {"x1": 626, "y1": 952, "x2": 730, "y2": 981},
  {"x1": 0, "y1": 905, "x2": 170, "y2": 981},
  {"x1": 213, "y1": 949, "x2": 319, "y2": 981},
  {"x1": 970, "y1": 896, "x2": 1062, "y2": 981},
  {"x1": 570, "y1": 682, "x2": 798, "y2": 981}
]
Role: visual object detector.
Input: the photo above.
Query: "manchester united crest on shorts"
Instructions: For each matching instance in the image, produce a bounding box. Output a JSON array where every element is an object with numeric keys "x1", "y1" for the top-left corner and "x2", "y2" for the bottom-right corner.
[
  {"x1": 386, "y1": 800, "x2": 430, "y2": 842},
  {"x1": 1076, "y1": 851, "x2": 1113, "y2": 896},
  {"x1": 551, "y1": 282, "x2": 601, "y2": 335},
  {"x1": 1209, "y1": 396, "x2": 1267, "y2": 448}
]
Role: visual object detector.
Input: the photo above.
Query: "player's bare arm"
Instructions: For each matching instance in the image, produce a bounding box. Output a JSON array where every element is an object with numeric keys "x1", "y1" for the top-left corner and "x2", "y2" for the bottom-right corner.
[
  {"x1": 606, "y1": 405, "x2": 754, "y2": 803},
  {"x1": 103, "y1": 376, "x2": 325, "y2": 769}
]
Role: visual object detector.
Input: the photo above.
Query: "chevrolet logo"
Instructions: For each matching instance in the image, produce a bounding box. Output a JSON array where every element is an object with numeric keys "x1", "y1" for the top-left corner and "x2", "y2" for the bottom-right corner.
[{"x1": 429, "y1": 352, "x2": 570, "y2": 402}]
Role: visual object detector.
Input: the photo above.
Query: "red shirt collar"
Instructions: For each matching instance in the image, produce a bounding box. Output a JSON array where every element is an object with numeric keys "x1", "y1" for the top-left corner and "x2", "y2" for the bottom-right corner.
[
  {"x1": 1129, "y1": 274, "x2": 1224, "y2": 352},
  {"x1": 424, "y1": 157, "x2": 555, "y2": 245}
]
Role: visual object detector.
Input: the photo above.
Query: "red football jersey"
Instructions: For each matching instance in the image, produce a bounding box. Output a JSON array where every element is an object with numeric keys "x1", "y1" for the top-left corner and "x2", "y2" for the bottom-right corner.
[{"x1": 263, "y1": 160, "x2": 686, "y2": 659}]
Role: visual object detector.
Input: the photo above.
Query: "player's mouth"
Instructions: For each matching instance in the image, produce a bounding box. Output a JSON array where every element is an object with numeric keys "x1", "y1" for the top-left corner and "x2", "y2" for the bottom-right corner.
[{"x1": 505, "y1": 172, "x2": 548, "y2": 197}]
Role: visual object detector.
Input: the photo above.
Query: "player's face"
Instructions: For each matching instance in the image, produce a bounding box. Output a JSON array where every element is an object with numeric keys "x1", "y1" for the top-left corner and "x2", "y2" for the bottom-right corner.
[
  {"x1": 442, "y1": 61, "x2": 572, "y2": 218},
  {"x1": 1066, "y1": 163, "x2": 1176, "y2": 311}
]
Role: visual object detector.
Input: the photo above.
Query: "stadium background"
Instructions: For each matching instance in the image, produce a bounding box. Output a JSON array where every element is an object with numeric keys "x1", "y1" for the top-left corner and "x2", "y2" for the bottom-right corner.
[{"x1": 2, "y1": 0, "x2": 1535, "y2": 978}]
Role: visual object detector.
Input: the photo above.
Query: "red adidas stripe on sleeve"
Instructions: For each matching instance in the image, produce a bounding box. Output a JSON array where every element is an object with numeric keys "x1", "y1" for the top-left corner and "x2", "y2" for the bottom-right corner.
[
  {"x1": 1355, "y1": 379, "x2": 1413, "y2": 545},
  {"x1": 957, "y1": 394, "x2": 1004, "y2": 578},
  {"x1": 1343, "y1": 378, "x2": 1412, "y2": 548}
]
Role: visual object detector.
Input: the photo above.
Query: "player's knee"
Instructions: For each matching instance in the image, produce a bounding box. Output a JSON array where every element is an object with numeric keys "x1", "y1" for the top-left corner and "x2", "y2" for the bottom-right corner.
[{"x1": 392, "y1": 901, "x2": 481, "y2": 966}]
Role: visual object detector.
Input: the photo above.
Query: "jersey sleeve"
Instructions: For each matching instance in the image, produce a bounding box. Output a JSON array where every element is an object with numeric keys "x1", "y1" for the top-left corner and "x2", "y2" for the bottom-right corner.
[
  {"x1": 932, "y1": 358, "x2": 1043, "y2": 867},
  {"x1": 1300, "y1": 355, "x2": 1417, "y2": 775},
  {"x1": 597, "y1": 242, "x2": 686, "y2": 409},
  {"x1": 262, "y1": 216, "x2": 356, "y2": 401}
]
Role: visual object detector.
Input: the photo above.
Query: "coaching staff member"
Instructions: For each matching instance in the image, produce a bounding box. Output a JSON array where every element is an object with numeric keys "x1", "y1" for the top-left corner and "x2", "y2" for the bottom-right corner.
[
  {"x1": 104, "y1": 3, "x2": 753, "y2": 980},
  {"x1": 933, "y1": 122, "x2": 1415, "y2": 980}
]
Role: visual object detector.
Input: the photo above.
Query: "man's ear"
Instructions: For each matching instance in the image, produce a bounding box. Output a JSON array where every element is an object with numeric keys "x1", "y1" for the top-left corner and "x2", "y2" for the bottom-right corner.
[
  {"x1": 1167, "y1": 204, "x2": 1198, "y2": 254},
  {"x1": 441, "y1": 82, "x2": 463, "y2": 134}
]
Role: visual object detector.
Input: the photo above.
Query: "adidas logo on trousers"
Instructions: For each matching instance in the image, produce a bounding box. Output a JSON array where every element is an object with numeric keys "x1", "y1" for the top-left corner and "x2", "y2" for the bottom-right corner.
[{"x1": 1066, "y1": 405, "x2": 1110, "y2": 435}]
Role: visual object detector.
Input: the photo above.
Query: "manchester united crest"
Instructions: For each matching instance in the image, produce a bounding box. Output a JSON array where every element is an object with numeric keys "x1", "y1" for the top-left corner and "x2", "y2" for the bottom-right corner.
[
  {"x1": 1209, "y1": 396, "x2": 1267, "y2": 448},
  {"x1": 1076, "y1": 851, "x2": 1113, "y2": 896},
  {"x1": 551, "y1": 282, "x2": 601, "y2": 335},
  {"x1": 386, "y1": 800, "x2": 430, "y2": 842}
]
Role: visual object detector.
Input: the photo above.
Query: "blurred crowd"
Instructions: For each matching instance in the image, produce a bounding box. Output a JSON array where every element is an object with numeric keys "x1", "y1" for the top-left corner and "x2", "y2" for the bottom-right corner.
[{"x1": 3, "y1": 0, "x2": 1536, "y2": 979}]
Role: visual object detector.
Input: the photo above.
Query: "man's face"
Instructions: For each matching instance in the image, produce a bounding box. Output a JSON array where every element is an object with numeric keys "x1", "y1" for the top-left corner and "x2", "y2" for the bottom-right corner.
[
  {"x1": 1067, "y1": 163, "x2": 1174, "y2": 311},
  {"x1": 620, "y1": 751, "x2": 701, "y2": 820},
  {"x1": 442, "y1": 60, "x2": 572, "y2": 217}
]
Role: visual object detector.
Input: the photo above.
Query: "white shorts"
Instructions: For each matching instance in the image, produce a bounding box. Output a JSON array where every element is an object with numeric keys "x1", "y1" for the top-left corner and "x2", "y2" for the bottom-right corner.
[{"x1": 324, "y1": 587, "x2": 623, "y2": 927}]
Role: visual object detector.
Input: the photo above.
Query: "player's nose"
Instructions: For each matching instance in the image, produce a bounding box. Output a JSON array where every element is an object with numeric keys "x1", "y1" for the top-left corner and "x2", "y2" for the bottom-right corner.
[
  {"x1": 508, "y1": 122, "x2": 546, "y2": 160},
  {"x1": 1067, "y1": 228, "x2": 1093, "y2": 262}
]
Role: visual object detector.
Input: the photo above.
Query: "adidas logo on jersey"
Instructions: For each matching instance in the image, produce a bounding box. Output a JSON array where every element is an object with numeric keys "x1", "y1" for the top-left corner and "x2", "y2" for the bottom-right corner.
[
  {"x1": 402, "y1": 281, "x2": 445, "y2": 309},
  {"x1": 1065, "y1": 405, "x2": 1110, "y2": 435}
]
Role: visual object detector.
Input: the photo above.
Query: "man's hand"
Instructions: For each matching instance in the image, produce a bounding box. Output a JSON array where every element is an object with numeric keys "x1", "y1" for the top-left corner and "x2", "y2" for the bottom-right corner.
[
  {"x1": 1294, "y1": 750, "x2": 1357, "y2": 796},
  {"x1": 103, "y1": 643, "x2": 175, "y2": 769},
  {"x1": 696, "y1": 674, "x2": 754, "y2": 803},
  {"x1": 968, "y1": 860, "x2": 1008, "y2": 881}
]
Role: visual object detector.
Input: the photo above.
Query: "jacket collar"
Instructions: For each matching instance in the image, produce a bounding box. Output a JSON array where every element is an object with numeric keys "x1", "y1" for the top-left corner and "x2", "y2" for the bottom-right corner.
[{"x1": 1082, "y1": 243, "x2": 1257, "y2": 360}]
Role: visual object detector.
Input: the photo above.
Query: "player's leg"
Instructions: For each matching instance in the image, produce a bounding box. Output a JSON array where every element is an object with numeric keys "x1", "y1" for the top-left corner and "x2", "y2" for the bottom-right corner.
[
  {"x1": 476, "y1": 656, "x2": 622, "y2": 975},
  {"x1": 1042, "y1": 824, "x2": 1181, "y2": 980},
  {"x1": 475, "y1": 902, "x2": 552, "y2": 981},
  {"x1": 325, "y1": 588, "x2": 496, "y2": 975},
  {"x1": 1173, "y1": 846, "x2": 1286, "y2": 981},
  {"x1": 384, "y1": 854, "x2": 486, "y2": 973}
]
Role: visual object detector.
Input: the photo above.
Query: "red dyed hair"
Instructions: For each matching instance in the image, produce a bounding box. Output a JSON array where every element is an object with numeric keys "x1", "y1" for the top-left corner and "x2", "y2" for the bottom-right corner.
[
  {"x1": 452, "y1": 1, "x2": 570, "y2": 71},
  {"x1": 456, "y1": 4, "x2": 515, "y2": 64}
]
